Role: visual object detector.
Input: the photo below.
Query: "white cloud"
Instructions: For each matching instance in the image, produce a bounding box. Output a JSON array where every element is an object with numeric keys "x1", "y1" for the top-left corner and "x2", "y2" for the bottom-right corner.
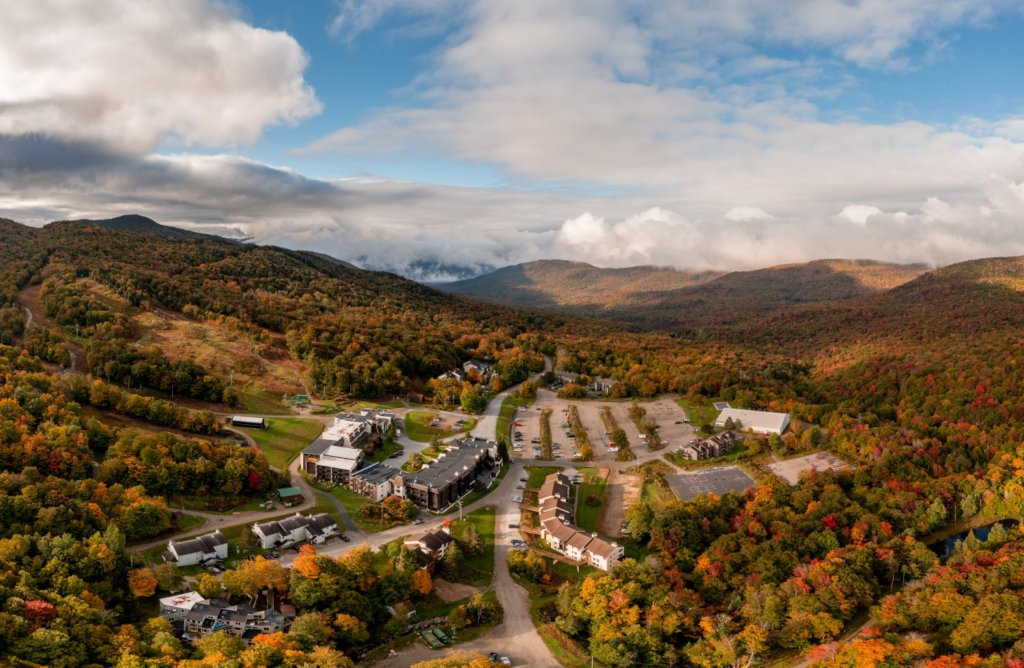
[
  {"x1": 725, "y1": 206, "x2": 775, "y2": 222},
  {"x1": 0, "y1": 0, "x2": 320, "y2": 151},
  {"x1": 838, "y1": 204, "x2": 884, "y2": 225}
]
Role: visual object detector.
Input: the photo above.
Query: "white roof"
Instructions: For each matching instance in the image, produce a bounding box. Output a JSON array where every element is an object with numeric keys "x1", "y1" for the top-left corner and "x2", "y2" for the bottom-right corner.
[
  {"x1": 319, "y1": 445, "x2": 363, "y2": 471},
  {"x1": 322, "y1": 445, "x2": 362, "y2": 461},
  {"x1": 714, "y1": 408, "x2": 790, "y2": 433},
  {"x1": 160, "y1": 591, "x2": 206, "y2": 610}
]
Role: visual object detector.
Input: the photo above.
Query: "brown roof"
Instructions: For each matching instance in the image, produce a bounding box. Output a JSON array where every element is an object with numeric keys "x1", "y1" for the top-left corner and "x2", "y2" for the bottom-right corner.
[
  {"x1": 544, "y1": 521, "x2": 577, "y2": 543},
  {"x1": 585, "y1": 537, "x2": 620, "y2": 558},
  {"x1": 565, "y1": 532, "x2": 593, "y2": 551}
]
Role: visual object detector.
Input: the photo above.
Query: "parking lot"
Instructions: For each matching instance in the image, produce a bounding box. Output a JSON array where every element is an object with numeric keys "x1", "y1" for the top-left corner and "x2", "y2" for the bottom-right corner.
[
  {"x1": 509, "y1": 404, "x2": 545, "y2": 460},
  {"x1": 767, "y1": 451, "x2": 850, "y2": 486},
  {"x1": 510, "y1": 391, "x2": 695, "y2": 461},
  {"x1": 666, "y1": 466, "x2": 755, "y2": 501}
]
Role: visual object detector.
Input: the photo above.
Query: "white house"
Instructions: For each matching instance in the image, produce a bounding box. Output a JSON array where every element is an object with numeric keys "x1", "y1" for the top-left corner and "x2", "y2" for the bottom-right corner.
[
  {"x1": 252, "y1": 513, "x2": 338, "y2": 549},
  {"x1": 159, "y1": 591, "x2": 208, "y2": 622},
  {"x1": 350, "y1": 463, "x2": 404, "y2": 501},
  {"x1": 535, "y1": 472, "x2": 623, "y2": 571},
  {"x1": 163, "y1": 531, "x2": 228, "y2": 567},
  {"x1": 714, "y1": 408, "x2": 791, "y2": 435},
  {"x1": 403, "y1": 526, "x2": 454, "y2": 566}
]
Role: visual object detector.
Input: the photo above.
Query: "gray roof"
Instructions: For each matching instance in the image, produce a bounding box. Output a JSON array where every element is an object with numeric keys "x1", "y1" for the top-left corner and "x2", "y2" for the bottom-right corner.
[
  {"x1": 352, "y1": 463, "x2": 403, "y2": 485},
  {"x1": 303, "y1": 438, "x2": 335, "y2": 457},
  {"x1": 171, "y1": 531, "x2": 226, "y2": 557},
  {"x1": 256, "y1": 513, "x2": 335, "y2": 537},
  {"x1": 402, "y1": 438, "x2": 496, "y2": 489},
  {"x1": 335, "y1": 412, "x2": 372, "y2": 423},
  {"x1": 419, "y1": 529, "x2": 454, "y2": 552}
]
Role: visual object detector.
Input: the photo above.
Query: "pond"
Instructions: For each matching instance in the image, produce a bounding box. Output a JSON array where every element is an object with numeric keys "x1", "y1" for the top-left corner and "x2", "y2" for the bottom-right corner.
[{"x1": 928, "y1": 519, "x2": 1020, "y2": 560}]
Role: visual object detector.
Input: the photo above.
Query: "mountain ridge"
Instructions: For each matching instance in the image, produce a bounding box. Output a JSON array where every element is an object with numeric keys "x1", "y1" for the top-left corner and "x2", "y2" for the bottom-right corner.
[{"x1": 442, "y1": 257, "x2": 930, "y2": 329}]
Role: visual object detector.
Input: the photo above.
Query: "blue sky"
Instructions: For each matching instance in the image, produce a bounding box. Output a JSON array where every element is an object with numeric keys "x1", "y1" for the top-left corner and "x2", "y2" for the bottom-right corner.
[
  {"x1": 2, "y1": 1, "x2": 1024, "y2": 279},
  {"x1": 238, "y1": 0, "x2": 1024, "y2": 186}
]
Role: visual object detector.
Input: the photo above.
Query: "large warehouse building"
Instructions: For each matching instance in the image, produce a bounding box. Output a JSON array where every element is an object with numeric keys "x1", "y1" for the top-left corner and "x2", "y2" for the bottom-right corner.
[{"x1": 714, "y1": 408, "x2": 790, "y2": 435}]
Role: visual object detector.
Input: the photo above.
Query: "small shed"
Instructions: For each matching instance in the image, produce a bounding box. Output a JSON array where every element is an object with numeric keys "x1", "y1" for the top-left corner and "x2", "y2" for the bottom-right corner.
[
  {"x1": 231, "y1": 416, "x2": 267, "y2": 429},
  {"x1": 277, "y1": 486, "x2": 304, "y2": 507}
]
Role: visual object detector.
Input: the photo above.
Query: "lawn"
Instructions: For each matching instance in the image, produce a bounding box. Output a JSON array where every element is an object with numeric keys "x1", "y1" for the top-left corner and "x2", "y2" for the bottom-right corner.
[
  {"x1": 365, "y1": 437, "x2": 404, "y2": 463},
  {"x1": 496, "y1": 394, "x2": 534, "y2": 441},
  {"x1": 405, "y1": 410, "x2": 477, "y2": 442},
  {"x1": 525, "y1": 465, "x2": 563, "y2": 491},
  {"x1": 575, "y1": 467, "x2": 608, "y2": 533},
  {"x1": 325, "y1": 483, "x2": 392, "y2": 533},
  {"x1": 449, "y1": 506, "x2": 496, "y2": 585},
  {"x1": 676, "y1": 397, "x2": 721, "y2": 429},
  {"x1": 176, "y1": 513, "x2": 205, "y2": 532},
  {"x1": 245, "y1": 418, "x2": 324, "y2": 469}
]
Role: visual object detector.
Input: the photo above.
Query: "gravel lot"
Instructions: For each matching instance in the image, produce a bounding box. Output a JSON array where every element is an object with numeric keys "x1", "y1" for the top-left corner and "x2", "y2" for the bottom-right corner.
[{"x1": 767, "y1": 451, "x2": 850, "y2": 485}]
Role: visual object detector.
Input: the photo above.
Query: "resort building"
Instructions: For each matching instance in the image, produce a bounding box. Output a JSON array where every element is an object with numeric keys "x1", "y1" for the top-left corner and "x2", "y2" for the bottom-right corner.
[{"x1": 536, "y1": 472, "x2": 623, "y2": 571}]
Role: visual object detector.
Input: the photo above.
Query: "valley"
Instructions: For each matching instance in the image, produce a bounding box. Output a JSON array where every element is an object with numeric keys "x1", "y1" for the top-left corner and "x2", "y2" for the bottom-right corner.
[{"x1": 1, "y1": 217, "x2": 1024, "y2": 667}]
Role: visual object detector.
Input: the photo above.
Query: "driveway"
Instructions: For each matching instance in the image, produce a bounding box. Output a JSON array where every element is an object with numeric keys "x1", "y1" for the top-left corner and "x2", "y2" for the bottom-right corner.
[{"x1": 370, "y1": 460, "x2": 559, "y2": 668}]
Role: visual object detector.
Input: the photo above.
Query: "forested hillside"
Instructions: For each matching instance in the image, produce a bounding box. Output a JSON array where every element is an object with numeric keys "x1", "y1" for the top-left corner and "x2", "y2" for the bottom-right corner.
[
  {"x1": 444, "y1": 258, "x2": 927, "y2": 330},
  {"x1": 5, "y1": 217, "x2": 1024, "y2": 665},
  {"x1": 4, "y1": 218, "x2": 562, "y2": 406}
]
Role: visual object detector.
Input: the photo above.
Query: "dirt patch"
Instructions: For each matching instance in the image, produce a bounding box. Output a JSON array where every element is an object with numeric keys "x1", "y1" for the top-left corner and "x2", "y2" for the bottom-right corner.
[
  {"x1": 134, "y1": 311, "x2": 305, "y2": 396},
  {"x1": 598, "y1": 467, "x2": 640, "y2": 538},
  {"x1": 432, "y1": 578, "x2": 484, "y2": 603}
]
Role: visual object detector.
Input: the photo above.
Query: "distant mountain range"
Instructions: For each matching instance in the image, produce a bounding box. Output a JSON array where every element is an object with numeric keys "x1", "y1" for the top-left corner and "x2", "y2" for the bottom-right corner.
[{"x1": 442, "y1": 258, "x2": 930, "y2": 330}]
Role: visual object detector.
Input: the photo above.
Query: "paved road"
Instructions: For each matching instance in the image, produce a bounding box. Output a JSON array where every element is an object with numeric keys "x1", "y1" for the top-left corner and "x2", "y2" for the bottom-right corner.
[
  {"x1": 471, "y1": 356, "x2": 553, "y2": 443},
  {"x1": 283, "y1": 458, "x2": 559, "y2": 667}
]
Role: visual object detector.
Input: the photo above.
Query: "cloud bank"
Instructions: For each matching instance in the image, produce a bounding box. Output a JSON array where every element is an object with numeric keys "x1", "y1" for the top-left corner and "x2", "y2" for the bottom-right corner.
[{"x1": 2, "y1": 1, "x2": 1024, "y2": 280}]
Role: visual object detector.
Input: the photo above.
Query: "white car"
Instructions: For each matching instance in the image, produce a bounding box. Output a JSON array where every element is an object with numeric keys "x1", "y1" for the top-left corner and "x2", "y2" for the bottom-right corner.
[{"x1": 512, "y1": 495, "x2": 522, "y2": 503}]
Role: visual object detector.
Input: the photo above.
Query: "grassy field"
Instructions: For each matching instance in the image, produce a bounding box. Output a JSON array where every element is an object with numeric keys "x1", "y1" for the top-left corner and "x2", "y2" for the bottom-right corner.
[
  {"x1": 244, "y1": 418, "x2": 324, "y2": 469},
  {"x1": 575, "y1": 467, "x2": 608, "y2": 532},
  {"x1": 405, "y1": 410, "x2": 477, "y2": 442},
  {"x1": 676, "y1": 397, "x2": 721, "y2": 428},
  {"x1": 237, "y1": 388, "x2": 295, "y2": 415},
  {"x1": 525, "y1": 466, "x2": 563, "y2": 491},
  {"x1": 314, "y1": 399, "x2": 405, "y2": 415},
  {"x1": 496, "y1": 394, "x2": 534, "y2": 441},
  {"x1": 450, "y1": 506, "x2": 496, "y2": 586}
]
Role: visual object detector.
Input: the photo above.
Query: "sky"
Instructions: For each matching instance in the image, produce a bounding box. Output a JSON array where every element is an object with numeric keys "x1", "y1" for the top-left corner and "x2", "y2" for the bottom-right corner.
[{"x1": 2, "y1": 0, "x2": 1024, "y2": 281}]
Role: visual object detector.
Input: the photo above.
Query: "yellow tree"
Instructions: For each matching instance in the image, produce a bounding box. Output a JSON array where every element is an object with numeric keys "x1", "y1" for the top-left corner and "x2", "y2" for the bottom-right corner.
[{"x1": 411, "y1": 569, "x2": 433, "y2": 596}]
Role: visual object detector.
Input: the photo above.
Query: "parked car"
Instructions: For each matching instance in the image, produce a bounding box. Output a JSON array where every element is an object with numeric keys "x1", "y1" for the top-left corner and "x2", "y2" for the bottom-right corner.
[
  {"x1": 520, "y1": 477, "x2": 528, "y2": 482},
  {"x1": 512, "y1": 496, "x2": 522, "y2": 503},
  {"x1": 501, "y1": 658, "x2": 512, "y2": 666},
  {"x1": 515, "y1": 484, "x2": 525, "y2": 490},
  {"x1": 511, "y1": 539, "x2": 524, "y2": 547},
  {"x1": 266, "y1": 550, "x2": 280, "y2": 559},
  {"x1": 339, "y1": 534, "x2": 351, "y2": 542},
  {"x1": 509, "y1": 523, "x2": 519, "y2": 529},
  {"x1": 674, "y1": 420, "x2": 683, "y2": 424},
  {"x1": 488, "y1": 653, "x2": 499, "y2": 662},
  {"x1": 412, "y1": 518, "x2": 424, "y2": 525}
]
